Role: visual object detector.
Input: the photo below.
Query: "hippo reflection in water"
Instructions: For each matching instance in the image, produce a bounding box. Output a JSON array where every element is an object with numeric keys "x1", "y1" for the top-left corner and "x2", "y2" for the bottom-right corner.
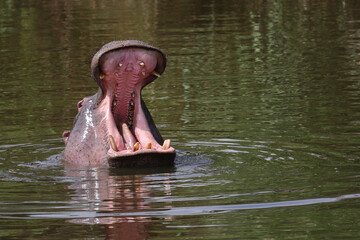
[{"x1": 62, "y1": 40, "x2": 176, "y2": 167}]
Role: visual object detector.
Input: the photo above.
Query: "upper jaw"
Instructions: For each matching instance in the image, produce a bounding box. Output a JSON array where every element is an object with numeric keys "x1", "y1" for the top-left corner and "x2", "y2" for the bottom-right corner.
[{"x1": 91, "y1": 40, "x2": 167, "y2": 88}]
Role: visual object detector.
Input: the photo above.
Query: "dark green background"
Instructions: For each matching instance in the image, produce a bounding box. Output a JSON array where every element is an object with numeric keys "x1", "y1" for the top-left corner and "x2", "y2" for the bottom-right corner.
[{"x1": 0, "y1": 1, "x2": 360, "y2": 239}]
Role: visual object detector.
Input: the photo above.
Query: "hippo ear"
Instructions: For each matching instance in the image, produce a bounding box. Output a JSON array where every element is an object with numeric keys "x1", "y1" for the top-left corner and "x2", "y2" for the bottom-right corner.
[{"x1": 62, "y1": 130, "x2": 70, "y2": 144}]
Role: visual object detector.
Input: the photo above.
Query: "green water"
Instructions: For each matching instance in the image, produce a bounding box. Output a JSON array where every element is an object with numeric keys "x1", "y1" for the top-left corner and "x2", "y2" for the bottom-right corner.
[{"x1": 1, "y1": 0, "x2": 360, "y2": 239}]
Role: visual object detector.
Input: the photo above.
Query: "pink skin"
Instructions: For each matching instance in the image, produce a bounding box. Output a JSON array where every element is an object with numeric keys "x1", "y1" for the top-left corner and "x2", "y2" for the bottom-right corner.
[{"x1": 99, "y1": 48, "x2": 174, "y2": 155}]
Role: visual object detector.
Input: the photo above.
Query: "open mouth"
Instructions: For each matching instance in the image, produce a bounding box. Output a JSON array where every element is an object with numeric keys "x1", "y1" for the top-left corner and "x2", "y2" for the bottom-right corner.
[{"x1": 95, "y1": 46, "x2": 175, "y2": 167}]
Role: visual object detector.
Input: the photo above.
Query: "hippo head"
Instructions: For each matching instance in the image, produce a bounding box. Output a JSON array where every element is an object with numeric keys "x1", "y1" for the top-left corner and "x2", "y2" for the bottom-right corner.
[{"x1": 63, "y1": 40, "x2": 175, "y2": 167}]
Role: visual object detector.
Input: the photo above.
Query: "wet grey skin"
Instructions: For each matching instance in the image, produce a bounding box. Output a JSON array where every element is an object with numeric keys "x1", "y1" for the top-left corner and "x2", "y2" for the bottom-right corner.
[{"x1": 62, "y1": 40, "x2": 176, "y2": 167}]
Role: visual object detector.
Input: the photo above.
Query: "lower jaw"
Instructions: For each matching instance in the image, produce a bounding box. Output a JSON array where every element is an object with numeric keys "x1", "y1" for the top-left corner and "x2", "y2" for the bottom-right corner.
[
  {"x1": 106, "y1": 109, "x2": 176, "y2": 167},
  {"x1": 107, "y1": 147, "x2": 176, "y2": 168}
]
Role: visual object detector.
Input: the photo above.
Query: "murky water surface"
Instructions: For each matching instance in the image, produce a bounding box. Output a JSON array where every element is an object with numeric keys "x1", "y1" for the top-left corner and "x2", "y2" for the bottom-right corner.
[{"x1": 1, "y1": 1, "x2": 360, "y2": 239}]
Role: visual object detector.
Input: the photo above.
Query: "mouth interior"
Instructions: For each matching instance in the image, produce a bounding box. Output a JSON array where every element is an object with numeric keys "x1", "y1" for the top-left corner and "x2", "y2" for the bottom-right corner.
[{"x1": 98, "y1": 47, "x2": 173, "y2": 157}]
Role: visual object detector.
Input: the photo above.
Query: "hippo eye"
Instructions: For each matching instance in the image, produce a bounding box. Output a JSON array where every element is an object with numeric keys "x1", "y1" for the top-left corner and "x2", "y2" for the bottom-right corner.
[{"x1": 139, "y1": 61, "x2": 145, "y2": 66}]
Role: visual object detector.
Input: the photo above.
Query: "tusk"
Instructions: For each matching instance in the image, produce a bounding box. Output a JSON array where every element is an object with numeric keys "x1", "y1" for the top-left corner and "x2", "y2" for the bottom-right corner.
[
  {"x1": 152, "y1": 71, "x2": 161, "y2": 77},
  {"x1": 109, "y1": 135, "x2": 118, "y2": 151},
  {"x1": 162, "y1": 139, "x2": 171, "y2": 150},
  {"x1": 146, "y1": 142, "x2": 152, "y2": 149},
  {"x1": 120, "y1": 122, "x2": 136, "y2": 148}
]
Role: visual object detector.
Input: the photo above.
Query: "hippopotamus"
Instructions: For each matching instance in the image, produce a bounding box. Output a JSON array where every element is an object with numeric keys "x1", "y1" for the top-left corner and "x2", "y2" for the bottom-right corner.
[{"x1": 62, "y1": 40, "x2": 176, "y2": 167}]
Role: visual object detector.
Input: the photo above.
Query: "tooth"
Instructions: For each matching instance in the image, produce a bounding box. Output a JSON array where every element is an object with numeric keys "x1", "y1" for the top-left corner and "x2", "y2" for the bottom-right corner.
[
  {"x1": 133, "y1": 142, "x2": 140, "y2": 151},
  {"x1": 146, "y1": 142, "x2": 152, "y2": 149},
  {"x1": 109, "y1": 135, "x2": 118, "y2": 151},
  {"x1": 100, "y1": 73, "x2": 104, "y2": 79},
  {"x1": 115, "y1": 93, "x2": 118, "y2": 97},
  {"x1": 119, "y1": 63, "x2": 122, "y2": 67},
  {"x1": 162, "y1": 139, "x2": 171, "y2": 150},
  {"x1": 139, "y1": 62, "x2": 145, "y2": 66},
  {"x1": 121, "y1": 122, "x2": 136, "y2": 148},
  {"x1": 152, "y1": 71, "x2": 161, "y2": 77},
  {"x1": 142, "y1": 71, "x2": 146, "y2": 76}
]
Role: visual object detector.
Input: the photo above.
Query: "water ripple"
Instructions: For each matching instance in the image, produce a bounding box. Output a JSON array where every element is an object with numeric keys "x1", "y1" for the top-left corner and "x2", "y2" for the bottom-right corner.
[{"x1": 0, "y1": 193, "x2": 359, "y2": 220}]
